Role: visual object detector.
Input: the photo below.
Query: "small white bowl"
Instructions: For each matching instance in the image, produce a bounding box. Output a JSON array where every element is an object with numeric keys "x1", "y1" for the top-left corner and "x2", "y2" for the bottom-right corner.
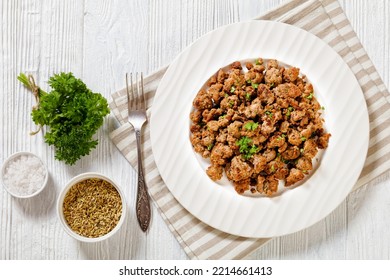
[
  {"x1": 57, "y1": 172, "x2": 126, "y2": 242},
  {"x1": 1, "y1": 151, "x2": 48, "y2": 198}
]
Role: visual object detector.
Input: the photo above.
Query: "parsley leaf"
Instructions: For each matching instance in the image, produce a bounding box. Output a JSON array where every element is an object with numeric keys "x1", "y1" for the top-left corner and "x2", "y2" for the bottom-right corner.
[
  {"x1": 265, "y1": 111, "x2": 273, "y2": 117},
  {"x1": 18, "y1": 72, "x2": 110, "y2": 165},
  {"x1": 306, "y1": 92, "x2": 313, "y2": 99},
  {"x1": 286, "y1": 106, "x2": 294, "y2": 117},
  {"x1": 277, "y1": 134, "x2": 286, "y2": 141},
  {"x1": 236, "y1": 136, "x2": 259, "y2": 159},
  {"x1": 243, "y1": 121, "x2": 259, "y2": 131},
  {"x1": 207, "y1": 143, "x2": 214, "y2": 151}
]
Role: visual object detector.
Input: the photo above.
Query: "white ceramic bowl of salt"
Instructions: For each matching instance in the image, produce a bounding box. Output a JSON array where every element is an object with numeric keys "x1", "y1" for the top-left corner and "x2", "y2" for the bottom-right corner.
[{"x1": 1, "y1": 151, "x2": 48, "y2": 198}]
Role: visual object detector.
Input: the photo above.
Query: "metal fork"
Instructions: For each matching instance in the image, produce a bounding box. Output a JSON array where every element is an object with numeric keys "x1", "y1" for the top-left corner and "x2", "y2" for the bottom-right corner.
[{"x1": 126, "y1": 72, "x2": 151, "y2": 232}]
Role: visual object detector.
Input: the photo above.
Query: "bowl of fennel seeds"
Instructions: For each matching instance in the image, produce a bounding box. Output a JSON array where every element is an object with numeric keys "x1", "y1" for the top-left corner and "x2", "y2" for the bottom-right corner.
[{"x1": 57, "y1": 172, "x2": 126, "y2": 242}]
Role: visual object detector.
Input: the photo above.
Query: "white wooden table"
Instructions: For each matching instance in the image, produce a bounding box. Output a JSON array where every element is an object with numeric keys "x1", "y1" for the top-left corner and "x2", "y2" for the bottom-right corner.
[{"x1": 1, "y1": 0, "x2": 389, "y2": 260}]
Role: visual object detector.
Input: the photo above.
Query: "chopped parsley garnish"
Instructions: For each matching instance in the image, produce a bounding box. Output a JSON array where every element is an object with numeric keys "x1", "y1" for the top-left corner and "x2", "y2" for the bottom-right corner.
[
  {"x1": 286, "y1": 106, "x2": 294, "y2": 117},
  {"x1": 269, "y1": 82, "x2": 275, "y2": 88},
  {"x1": 245, "y1": 92, "x2": 252, "y2": 100},
  {"x1": 228, "y1": 100, "x2": 234, "y2": 107},
  {"x1": 236, "y1": 136, "x2": 259, "y2": 160},
  {"x1": 306, "y1": 92, "x2": 313, "y2": 99},
  {"x1": 321, "y1": 106, "x2": 325, "y2": 110},
  {"x1": 224, "y1": 93, "x2": 229, "y2": 98},
  {"x1": 281, "y1": 157, "x2": 289, "y2": 164},
  {"x1": 255, "y1": 59, "x2": 261, "y2": 65},
  {"x1": 252, "y1": 83, "x2": 259, "y2": 89},
  {"x1": 265, "y1": 111, "x2": 273, "y2": 117},
  {"x1": 207, "y1": 143, "x2": 214, "y2": 151},
  {"x1": 277, "y1": 134, "x2": 286, "y2": 141},
  {"x1": 301, "y1": 136, "x2": 307, "y2": 141},
  {"x1": 219, "y1": 114, "x2": 226, "y2": 120},
  {"x1": 244, "y1": 121, "x2": 259, "y2": 131},
  {"x1": 230, "y1": 86, "x2": 236, "y2": 93}
]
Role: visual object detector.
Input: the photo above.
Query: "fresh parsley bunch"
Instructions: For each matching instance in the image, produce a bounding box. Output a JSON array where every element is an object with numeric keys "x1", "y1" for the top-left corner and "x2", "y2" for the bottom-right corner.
[{"x1": 18, "y1": 72, "x2": 110, "y2": 165}]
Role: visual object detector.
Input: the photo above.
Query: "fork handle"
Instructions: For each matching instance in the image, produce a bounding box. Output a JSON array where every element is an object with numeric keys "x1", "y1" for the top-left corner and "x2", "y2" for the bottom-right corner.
[{"x1": 135, "y1": 129, "x2": 151, "y2": 232}]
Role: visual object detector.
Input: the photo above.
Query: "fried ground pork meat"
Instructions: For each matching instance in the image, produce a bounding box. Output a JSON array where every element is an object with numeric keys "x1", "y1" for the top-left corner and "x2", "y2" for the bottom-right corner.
[{"x1": 190, "y1": 59, "x2": 331, "y2": 196}]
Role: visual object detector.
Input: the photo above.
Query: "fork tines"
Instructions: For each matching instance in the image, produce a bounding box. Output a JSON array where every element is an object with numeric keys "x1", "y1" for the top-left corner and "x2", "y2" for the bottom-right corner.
[{"x1": 125, "y1": 72, "x2": 146, "y2": 113}]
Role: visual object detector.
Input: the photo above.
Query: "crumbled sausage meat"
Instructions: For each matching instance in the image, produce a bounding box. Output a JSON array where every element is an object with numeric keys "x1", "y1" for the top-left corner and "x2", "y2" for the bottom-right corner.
[
  {"x1": 257, "y1": 175, "x2": 279, "y2": 196},
  {"x1": 296, "y1": 157, "x2": 313, "y2": 172},
  {"x1": 252, "y1": 154, "x2": 267, "y2": 173},
  {"x1": 263, "y1": 149, "x2": 277, "y2": 162},
  {"x1": 283, "y1": 67, "x2": 300, "y2": 82},
  {"x1": 226, "y1": 156, "x2": 253, "y2": 182},
  {"x1": 256, "y1": 175, "x2": 266, "y2": 193},
  {"x1": 317, "y1": 132, "x2": 331, "y2": 149},
  {"x1": 264, "y1": 68, "x2": 282, "y2": 86},
  {"x1": 281, "y1": 146, "x2": 301, "y2": 160},
  {"x1": 210, "y1": 143, "x2": 233, "y2": 166},
  {"x1": 206, "y1": 165, "x2": 223, "y2": 181},
  {"x1": 193, "y1": 89, "x2": 213, "y2": 110},
  {"x1": 285, "y1": 168, "x2": 305, "y2": 186},
  {"x1": 190, "y1": 58, "x2": 330, "y2": 195},
  {"x1": 267, "y1": 59, "x2": 279, "y2": 69},
  {"x1": 287, "y1": 128, "x2": 303, "y2": 146},
  {"x1": 303, "y1": 139, "x2": 318, "y2": 159},
  {"x1": 234, "y1": 179, "x2": 250, "y2": 194}
]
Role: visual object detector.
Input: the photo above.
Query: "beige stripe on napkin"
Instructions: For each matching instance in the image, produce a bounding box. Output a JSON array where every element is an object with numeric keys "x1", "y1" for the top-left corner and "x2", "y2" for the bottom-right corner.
[{"x1": 109, "y1": 0, "x2": 390, "y2": 259}]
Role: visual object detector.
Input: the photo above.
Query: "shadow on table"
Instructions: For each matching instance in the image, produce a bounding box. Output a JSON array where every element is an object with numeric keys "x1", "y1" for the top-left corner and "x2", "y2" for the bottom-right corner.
[{"x1": 13, "y1": 173, "x2": 57, "y2": 218}]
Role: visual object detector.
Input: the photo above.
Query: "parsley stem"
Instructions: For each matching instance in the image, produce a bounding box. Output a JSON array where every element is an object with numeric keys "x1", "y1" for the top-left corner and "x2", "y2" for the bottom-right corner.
[
  {"x1": 18, "y1": 73, "x2": 47, "y2": 135},
  {"x1": 17, "y1": 73, "x2": 48, "y2": 96}
]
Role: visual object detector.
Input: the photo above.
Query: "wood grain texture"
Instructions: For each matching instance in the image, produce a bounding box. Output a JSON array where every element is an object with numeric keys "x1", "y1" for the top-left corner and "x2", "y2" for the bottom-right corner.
[{"x1": 1, "y1": 0, "x2": 389, "y2": 259}]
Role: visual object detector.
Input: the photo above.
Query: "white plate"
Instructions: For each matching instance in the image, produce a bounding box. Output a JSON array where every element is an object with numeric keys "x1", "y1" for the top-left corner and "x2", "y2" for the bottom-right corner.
[{"x1": 150, "y1": 20, "x2": 369, "y2": 238}]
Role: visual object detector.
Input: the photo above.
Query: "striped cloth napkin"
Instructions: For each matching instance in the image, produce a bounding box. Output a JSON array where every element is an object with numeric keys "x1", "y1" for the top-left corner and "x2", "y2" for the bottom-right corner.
[{"x1": 109, "y1": 0, "x2": 390, "y2": 259}]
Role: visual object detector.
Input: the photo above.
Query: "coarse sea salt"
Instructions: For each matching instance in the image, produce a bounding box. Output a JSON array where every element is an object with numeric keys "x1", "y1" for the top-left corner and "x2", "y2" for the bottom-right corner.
[{"x1": 2, "y1": 154, "x2": 46, "y2": 197}]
